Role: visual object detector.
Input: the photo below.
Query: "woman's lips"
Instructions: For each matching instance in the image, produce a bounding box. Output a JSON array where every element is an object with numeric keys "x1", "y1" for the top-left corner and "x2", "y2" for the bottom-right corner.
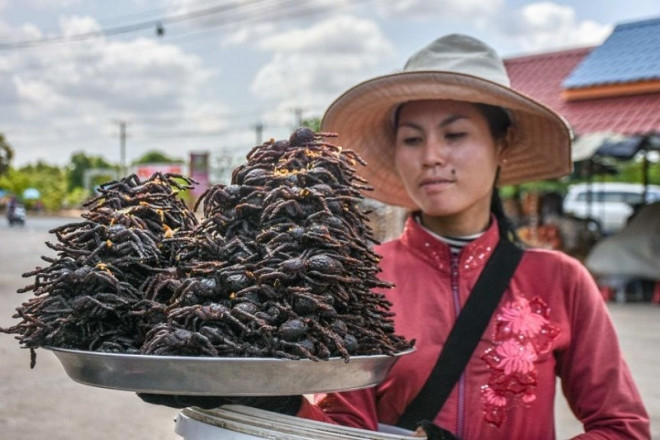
[
  {"x1": 419, "y1": 177, "x2": 454, "y2": 188},
  {"x1": 418, "y1": 177, "x2": 455, "y2": 195}
]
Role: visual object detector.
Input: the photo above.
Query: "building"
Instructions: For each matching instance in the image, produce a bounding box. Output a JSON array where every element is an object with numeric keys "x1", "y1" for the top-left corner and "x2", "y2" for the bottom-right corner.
[{"x1": 504, "y1": 16, "x2": 660, "y2": 172}]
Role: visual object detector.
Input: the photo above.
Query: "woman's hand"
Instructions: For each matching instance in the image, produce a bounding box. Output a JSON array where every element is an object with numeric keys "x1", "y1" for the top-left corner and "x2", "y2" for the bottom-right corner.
[
  {"x1": 136, "y1": 393, "x2": 302, "y2": 415},
  {"x1": 413, "y1": 420, "x2": 461, "y2": 440}
]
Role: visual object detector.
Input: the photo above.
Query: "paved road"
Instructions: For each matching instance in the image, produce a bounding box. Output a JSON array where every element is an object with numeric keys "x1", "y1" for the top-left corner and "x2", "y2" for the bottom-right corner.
[
  {"x1": 0, "y1": 216, "x2": 657, "y2": 439},
  {"x1": 0, "y1": 216, "x2": 180, "y2": 440}
]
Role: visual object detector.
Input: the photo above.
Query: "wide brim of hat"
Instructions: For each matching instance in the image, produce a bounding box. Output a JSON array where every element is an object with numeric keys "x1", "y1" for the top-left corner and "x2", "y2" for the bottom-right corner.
[{"x1": 321, "y1": 71, "x2": 573, "y2": 209}]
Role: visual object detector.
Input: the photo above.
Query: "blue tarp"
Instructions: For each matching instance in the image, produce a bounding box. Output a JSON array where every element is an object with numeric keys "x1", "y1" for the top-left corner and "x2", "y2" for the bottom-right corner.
[{"x1": 22, "y1": 188, "x2": 41, "y2": 200}]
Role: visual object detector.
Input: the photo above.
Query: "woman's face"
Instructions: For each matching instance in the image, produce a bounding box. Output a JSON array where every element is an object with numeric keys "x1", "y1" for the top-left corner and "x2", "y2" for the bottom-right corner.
[{"x1": 394, "y1": 99, "x2": 506, "y2": 235}]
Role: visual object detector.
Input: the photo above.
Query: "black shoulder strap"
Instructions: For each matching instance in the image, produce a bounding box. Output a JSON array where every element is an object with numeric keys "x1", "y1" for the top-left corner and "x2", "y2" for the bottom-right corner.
[{"x1": 397, "y1": 237, "x2": 524, "y2": 431}]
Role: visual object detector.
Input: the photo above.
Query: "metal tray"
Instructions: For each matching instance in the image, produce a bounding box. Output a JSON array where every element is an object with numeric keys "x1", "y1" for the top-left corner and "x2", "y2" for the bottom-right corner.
[{"x1": 46, "y1": 347, "x2": 412, "y2": 396}]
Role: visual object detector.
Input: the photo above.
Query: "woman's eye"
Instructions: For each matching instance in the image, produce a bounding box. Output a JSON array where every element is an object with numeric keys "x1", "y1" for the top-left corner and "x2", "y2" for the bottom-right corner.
[
  {"x1": 445, "y1": 132, "x2": 466, "y2": 141},
  {"x1": 401, "y1": 136, "x2": 422, "y2": 145}
]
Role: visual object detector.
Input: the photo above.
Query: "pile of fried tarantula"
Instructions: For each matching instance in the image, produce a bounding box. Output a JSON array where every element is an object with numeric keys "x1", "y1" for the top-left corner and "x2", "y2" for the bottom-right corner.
[{"x1": 2, "y1": 128, "x2": 412, "y2": 368}]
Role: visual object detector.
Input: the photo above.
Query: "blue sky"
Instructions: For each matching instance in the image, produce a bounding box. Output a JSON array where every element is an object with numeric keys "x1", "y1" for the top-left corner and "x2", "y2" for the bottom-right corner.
[{"x1": 1, "y1": 0, "x2": 659, "y2": 170}]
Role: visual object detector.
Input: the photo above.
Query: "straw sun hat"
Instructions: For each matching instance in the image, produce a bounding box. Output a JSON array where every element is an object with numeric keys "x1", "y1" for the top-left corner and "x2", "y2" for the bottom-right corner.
[{"x1": 321, "y1": 34, "x2": 573, "y2": 209}]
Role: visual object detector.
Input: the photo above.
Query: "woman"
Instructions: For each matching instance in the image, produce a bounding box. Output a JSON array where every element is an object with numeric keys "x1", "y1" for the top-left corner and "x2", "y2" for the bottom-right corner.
[{"x1": 295, "y1": 34, "x2": 650, "y2": 439}]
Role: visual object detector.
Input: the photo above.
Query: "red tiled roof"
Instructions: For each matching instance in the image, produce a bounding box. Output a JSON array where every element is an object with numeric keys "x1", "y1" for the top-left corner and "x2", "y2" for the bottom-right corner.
[{"x1": 505, "y1": 48, "x2": 660, "y2": 135}]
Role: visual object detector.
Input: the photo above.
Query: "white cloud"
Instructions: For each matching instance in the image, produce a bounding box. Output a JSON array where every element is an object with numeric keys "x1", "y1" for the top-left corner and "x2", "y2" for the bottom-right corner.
[
  {"x1": 250, "y1": 14, "x2": 394, "y2": 116},
  {"x1": 500, "y1": 2, "x2": 612, "y2": 51},
  {"x1": 167, "y1": 0, "x2": 360, "y2": 48},
  {"x1": 18, "y1": 23, "x2": 44, "y2": 40},
  {"x1": 14, "y1": 76, "x2": 66, "y2": 110},
  {"x1": 221, "y1": 22, "x2": 276, "y2": 47},
  {"x1": 170, "y1": 0, "x2": 353, "y2": 27},
  {"x1": 4, "y1": 13, "x2": 222, "y2": 165},
  {"x1": 376, "y1": 0, "x2": 503, "y2": 21},
  {"x1": 374, "y1": 1, "x2": 612, "y2": 54},
  {"x1": 59, "y1": 14, "x2": 101, "y2": 36},
  {"x1": 13, "y1": 37, "x2": 210, "y2": 115},
  {"x1": 20, "y1": 0, "x2": 82, "y2": 8}
]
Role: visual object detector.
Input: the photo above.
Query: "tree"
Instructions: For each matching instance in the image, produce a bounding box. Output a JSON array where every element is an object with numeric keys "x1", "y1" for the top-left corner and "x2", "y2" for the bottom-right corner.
[
  {"x1": 0, "y1": 168, "x2": 29, "y2": 196},
  {"x1": 67, "y1": 152, "x2": 115, "y2": 191},
  {"x1": 615, "y1": 156, "x2": 660, "y2": 185},
  {"x1": 0, "y1": 134, "x2": 14, "y2": 176},
  {"x1": 20, "y1": 161, "x2": 68, "y2": 211},
  {"x1": 133, "y1": 150, "x2": 184, "y2": 165},
  {"x1": 0, "y1": 161, "x2": 68, "y2": 211},
  {"x1": 301, "y1": 117, "x2": 321, "y2": 132}
]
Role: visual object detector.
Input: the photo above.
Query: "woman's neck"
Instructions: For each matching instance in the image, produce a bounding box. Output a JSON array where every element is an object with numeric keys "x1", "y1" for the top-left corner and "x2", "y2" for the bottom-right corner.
[{"x1": 419, "y1": 211, "x2": 491, "y2": 237}]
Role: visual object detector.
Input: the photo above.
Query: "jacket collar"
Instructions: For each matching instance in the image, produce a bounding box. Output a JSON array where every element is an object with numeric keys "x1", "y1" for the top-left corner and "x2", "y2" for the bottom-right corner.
[{"x1": 399, "y1": 214, "x2": 501, "y2": 273}]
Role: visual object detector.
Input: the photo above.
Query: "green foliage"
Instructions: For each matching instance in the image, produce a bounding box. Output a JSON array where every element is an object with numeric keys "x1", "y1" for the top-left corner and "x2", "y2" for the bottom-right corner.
[
  {"x1": 565, "y1": 155, "x2": 660, "y2": 187},
  {"x1": 612, "y1": 156, "x2": 660, "y2": 185},
  {"x1": 0, "y1": 161, "x2": 68, "y2": 211},
  {"x1": 500, "y1": 180, "x2": 569, "y2": 198},
  {"x1": 0, "y1": 148, "x2": 190, "y2": 212},
  {"x1": 500, "y1": 153, "x2": 660, "y2": 199},
  {"x1": 301, "y1": 117, "x2": 321, "y2": 132},
  {"x1": 0, "y1": 168, "x2": 30, "y2": 196},
  {"x1": 0, "y1": 134, "x2": 14, "y2": 176},
  {"x1": 133, "y1": 150, "x2": 184, "y2": 165},
  {"x1": 67, "y1": 152, "x2": 115, "y2": 191},
  {"x1": 63, "y1": 186, "x2": 91, "y2": 209}
]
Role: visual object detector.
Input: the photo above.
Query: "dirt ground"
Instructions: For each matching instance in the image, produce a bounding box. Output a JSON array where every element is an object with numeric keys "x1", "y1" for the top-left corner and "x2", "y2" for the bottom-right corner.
[{"x1": 0, "y1": 216, "x2": 657, "y2": 439}]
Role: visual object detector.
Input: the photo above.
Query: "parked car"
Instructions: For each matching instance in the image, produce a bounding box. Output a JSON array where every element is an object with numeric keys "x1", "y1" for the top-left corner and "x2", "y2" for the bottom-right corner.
[{"x1": 563, "y1": 182, "x2": 660, "y2": 234}]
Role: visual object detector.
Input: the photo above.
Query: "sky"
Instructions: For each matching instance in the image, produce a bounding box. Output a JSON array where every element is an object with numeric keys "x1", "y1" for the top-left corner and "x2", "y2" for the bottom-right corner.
[{"x1": 1, "y1": 0, "x2": 659, "y2": 172}]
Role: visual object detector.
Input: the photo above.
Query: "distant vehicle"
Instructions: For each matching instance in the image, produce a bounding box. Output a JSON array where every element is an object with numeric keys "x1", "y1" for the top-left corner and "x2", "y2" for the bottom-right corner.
[
  {"x1": 7, "y1": 203, "x2": 26, "y2": 226},
  {"x1": 563, "y1": 182, "x2": 660, "y2": 234}
]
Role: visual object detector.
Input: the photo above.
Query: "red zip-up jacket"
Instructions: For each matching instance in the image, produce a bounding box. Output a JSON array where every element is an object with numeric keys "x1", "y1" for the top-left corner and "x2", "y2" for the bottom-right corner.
[{"x1": 298, "y1": 216, "x2": 650, "y2": 439}]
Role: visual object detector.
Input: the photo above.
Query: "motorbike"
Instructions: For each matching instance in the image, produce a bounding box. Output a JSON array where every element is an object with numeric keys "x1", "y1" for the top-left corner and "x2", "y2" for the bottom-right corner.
[{"x1": 7, "y1": 203, "x2": 26, "y2": 226}]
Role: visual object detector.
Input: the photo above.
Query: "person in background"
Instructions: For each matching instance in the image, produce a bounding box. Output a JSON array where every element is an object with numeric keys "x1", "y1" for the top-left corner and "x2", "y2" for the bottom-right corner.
[
  {"x1": 6, "y1": 195, "x2": 17, "y2": 218},
  {"x1": 293, "y1": 34, "x2": 650, "y2": 440}
]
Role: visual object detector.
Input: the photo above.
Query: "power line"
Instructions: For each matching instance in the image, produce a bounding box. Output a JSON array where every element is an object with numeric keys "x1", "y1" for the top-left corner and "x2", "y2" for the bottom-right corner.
[
  {"x1": 1, "y1": 0, "x2": 374, "y2": 78},
  {"x1": 94, "y1": 1, "x2": 218, "y2": 27},
  {"x1": 1, "y1": 0, "x2": 374, "y2": 53},
  {"x1": 0, "y1": 0, "x2": 278, "y2": 50}
]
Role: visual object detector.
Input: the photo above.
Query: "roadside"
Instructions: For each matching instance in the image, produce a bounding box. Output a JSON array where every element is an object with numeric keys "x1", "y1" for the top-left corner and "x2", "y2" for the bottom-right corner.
[{"x1": 1, "y1": 217, "x2": 657, "y2": 439}]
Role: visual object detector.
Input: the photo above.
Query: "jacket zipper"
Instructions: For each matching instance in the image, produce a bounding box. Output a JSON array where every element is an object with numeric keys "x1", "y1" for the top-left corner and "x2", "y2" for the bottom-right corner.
[{"x1": 450, "y1": 254, "x2": 466, "y2": 438}]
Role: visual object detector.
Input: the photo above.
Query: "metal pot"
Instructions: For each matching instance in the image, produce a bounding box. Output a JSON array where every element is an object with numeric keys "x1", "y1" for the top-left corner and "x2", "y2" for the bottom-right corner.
[{"x1": 175, "y1": 405, "x2": 420, "y2": 440}]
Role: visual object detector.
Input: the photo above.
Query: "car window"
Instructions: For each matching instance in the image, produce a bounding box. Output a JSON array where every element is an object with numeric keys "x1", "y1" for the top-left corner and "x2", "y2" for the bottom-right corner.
[
  {"x1": 575, "y1": 192, "x2": 598, "y2": 202},
  {"x1": 602, "y1": 192, "x2": 621, "y2": 202},
  {"x1": 575, "y1": 191, "x2": 608, "y2": 202},
  {"x1": 621, "y1": 192, "x2": 644, "y2": 204},
  {"x1": 574, "y1": 189, "x2": 645, "y2": 204}
]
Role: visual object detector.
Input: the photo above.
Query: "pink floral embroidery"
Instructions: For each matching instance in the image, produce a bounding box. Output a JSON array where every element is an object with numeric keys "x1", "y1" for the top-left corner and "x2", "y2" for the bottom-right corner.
[
  {"x1": 482, "y1": 386, "x2": 507, "y2": 407},
  {"x1": 522, "y1": 392, "x2": 536, "y2": 403},
  {"x1": 480, "y1": 295, "x2": 560, "y2": 427},
  {"x1": 498, "y1": 298, "x2": 547, "y2": 337},
  {"x1": 495, "y1": 340, "x2": 537, "y2": 375}
]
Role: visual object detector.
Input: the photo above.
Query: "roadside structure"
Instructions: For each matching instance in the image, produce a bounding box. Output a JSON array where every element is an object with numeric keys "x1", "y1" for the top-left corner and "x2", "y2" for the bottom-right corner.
[{"x1": 503, "y1": 16, "x2": 660, "y2": 300}]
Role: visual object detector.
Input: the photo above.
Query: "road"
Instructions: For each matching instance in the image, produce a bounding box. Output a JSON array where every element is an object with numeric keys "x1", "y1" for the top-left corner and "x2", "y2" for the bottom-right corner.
[
  {"x1": 0, "y1": 216, "x2": 180, "y2": 440},
  {"x1": 0, "y1": 216, "x2": 657, "y2": 439}
]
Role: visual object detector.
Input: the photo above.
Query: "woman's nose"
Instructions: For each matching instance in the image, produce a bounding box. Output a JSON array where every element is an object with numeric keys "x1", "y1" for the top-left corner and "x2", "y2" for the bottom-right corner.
[{"x1": 421, "y1": 139, "x2": 447, "y2": 167}]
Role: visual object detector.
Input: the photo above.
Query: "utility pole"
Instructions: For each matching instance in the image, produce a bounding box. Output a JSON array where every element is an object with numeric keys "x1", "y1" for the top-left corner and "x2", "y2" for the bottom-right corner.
[
  {"x1": 254, "y1": 122, "x2": 264, "y2": 145},
  {"x1": 114, "y1": 120, "x2": 128, "y2": 177},
  {"x1": 293, "y1": 107, "x2": 303, "y2": 127}
]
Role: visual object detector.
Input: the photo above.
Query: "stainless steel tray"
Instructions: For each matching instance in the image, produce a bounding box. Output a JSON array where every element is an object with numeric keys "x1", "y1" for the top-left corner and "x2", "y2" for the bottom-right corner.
[{"x1": 46, "y1": 347, "x2": 412, "y2": 396}]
